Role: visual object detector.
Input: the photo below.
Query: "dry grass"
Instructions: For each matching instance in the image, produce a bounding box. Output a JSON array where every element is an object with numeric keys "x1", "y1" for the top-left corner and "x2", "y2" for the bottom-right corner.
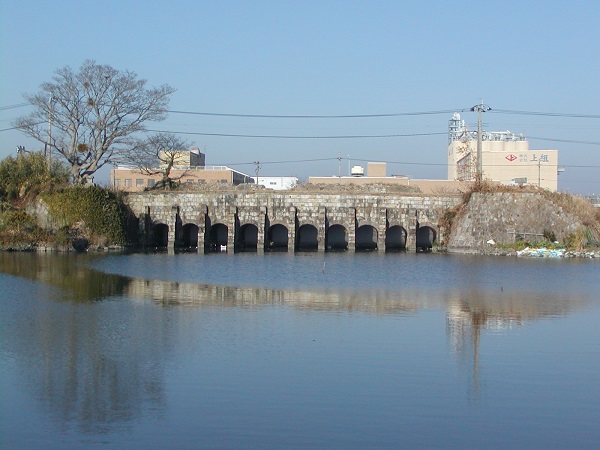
[{"x1": 541, "y1": 191, "x2": 600, "y2": 227}]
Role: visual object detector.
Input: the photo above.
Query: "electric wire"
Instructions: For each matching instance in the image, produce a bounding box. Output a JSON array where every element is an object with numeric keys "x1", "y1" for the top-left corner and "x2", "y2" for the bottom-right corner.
[
  {"x1": 166, "y1": 109, "x2": 458, "y2": 118},
  {"x1": 0, "y1": 103, "x2": 30, "y2": 111},
  {"x1": 491, "y1": 109, "x2": 600, "y2": 119},
  {"x1": 146, "y1": 128, "x2": 447, "y2": 139}
]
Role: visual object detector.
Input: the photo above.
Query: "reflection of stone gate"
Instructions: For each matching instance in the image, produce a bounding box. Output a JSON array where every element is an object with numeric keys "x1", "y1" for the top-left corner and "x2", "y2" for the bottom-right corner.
[{"x1": 128, "y1": 192, "x2": 461, "y2": 253}]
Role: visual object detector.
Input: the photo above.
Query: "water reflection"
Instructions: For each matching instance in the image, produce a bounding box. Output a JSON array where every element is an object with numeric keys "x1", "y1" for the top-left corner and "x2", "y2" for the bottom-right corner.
[
  {"x1": 0, "y1": 252, "x2": 131, "y2": 302},
  {"x1": 0, "y1": 252, "x2": 595, "y2": 435}
]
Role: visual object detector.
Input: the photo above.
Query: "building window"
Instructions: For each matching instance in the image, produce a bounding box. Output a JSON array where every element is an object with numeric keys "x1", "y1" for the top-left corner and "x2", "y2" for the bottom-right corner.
[
  {"x1": 147, "y1": 179, "x2": 155, "y2": 187},
  {"x1": 125, "y1": 179, "x2": 132, "y2": 187},
  {"x1": 114, "y1": 179, "x2": 121, "y2": 187},
  {"x1": 269, "y1": 182, "x2": 277, "y2": 185},
  {"x1": 136, "y1": 179, "x2": 144, "y2": 186}
]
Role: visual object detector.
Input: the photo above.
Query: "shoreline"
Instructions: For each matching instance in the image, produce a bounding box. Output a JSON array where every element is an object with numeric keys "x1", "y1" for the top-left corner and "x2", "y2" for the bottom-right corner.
[{"x1": 2, "y1": 242, "x2": 599, "y2": 259}]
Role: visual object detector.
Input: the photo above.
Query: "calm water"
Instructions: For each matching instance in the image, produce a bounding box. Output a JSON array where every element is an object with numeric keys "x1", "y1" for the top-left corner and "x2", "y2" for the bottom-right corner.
[{"x1": 1, "y1": 251, "x2": 599, "y2": 449}]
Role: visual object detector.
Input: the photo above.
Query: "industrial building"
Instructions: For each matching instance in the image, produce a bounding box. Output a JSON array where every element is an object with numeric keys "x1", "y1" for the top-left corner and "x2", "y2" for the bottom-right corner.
[{"x1": 447, "y1": 113, "x2": 559, "y2": 191}]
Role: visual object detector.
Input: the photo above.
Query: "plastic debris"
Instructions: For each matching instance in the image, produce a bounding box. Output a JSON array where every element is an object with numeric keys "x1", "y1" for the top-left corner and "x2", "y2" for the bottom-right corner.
[{"x1": 516, "y1": 247, "x2": 566, "y2": 258}]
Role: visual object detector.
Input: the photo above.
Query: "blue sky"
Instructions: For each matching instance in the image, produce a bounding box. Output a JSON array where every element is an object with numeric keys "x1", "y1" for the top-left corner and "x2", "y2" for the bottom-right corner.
[{"x1": 1, "y1": 0, "x2": 599, "y2": 194}]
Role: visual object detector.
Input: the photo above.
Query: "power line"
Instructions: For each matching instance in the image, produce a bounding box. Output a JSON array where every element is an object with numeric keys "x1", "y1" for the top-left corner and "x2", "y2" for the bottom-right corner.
[
  {"x1": 146, "y1": 128, "x2": 448, "y2": 139},
  {"x1": 0, "y1": 125, "x2": 23, "y2": 132},
  {"x1": 528, "y1": 136, "x2": 600, "y2": 146},
  {"x1": 0, "y1": 121, "x2": 45, "y2": 132},
  {"x1": 218, "y1": 157, "x2": 339, "y2": 166},
  {"x1": 492, "y1": 109, "x2": 600, "y2": 119},
  {"x1": 2, "y1": 102, "x2": 599, "y2": 120},
  {"x1": 0, "y1": 102, "x2": 30, "y2": 111},
  {"x1": 213, "y1": 156, "x2": 600, "y2": 169},
  {"x1": 167, "y1": 109, "x2": 458, "y2": 119}
]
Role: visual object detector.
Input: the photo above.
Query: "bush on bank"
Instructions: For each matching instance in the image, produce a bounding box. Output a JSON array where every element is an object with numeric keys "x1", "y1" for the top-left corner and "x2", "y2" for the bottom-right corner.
[
  {"x1": 40, "y1": 186, "x2": 136, "y2": 247},
  {"x1": 0, "y1": 152, "x2": 136, "y2": 250}
]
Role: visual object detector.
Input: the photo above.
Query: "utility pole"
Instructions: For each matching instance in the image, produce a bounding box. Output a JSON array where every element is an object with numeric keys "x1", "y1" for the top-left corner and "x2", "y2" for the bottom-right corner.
[
  {"x1": 337, "y1": 152, "x2": 342, "y2": 177},
  {"x1": 254, "y1": 161, "x2": 261, "y2": 185},
  {"x1": 470, "y1": 102, "x2": 491, "y2": 181}
]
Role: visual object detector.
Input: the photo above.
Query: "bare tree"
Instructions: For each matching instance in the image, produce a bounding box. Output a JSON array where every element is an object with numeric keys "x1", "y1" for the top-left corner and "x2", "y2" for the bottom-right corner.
[
  {"x1": 454, "y1": 139, "x2": 476, "y2": 182},
  {"x1": 120, "y1": 133, "x2": 194, "y2": 190},
  {"x1": 14, "y1": 60, "x2": 175, "y2": 184}
]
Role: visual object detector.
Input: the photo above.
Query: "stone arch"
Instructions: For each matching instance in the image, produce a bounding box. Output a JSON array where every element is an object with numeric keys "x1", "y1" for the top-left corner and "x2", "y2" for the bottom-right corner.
[
  {"x1": 206, "y1": 223, "x2": 228, "y2": 252},
  {"x1": 179, "y1": 223, "x2": 199, "y2": 248},
  {"x1": 356, "y1": 224, "x2": 378, "y2": 251},
  {"x1": 326, "y1": 224, "x2": 348, "y2": 251},
  {"x1": 385, "y1": 225, "x2": 407, "y2": 252},
  {"x1": 416, "y1": 223, "x2": 437, "y2": 252},
  {"x1": 151, "y1": 223, "x2": 169, "y2": 248},
  {"x1": 267, "y1": 223, "x2": 289, "y2": 251},
  {"x1": 237, "y1": 223, "x2": 258, "y2": 252},
  {"x1": 296, "y1": 223, "x2": 318, "y2": 251}
]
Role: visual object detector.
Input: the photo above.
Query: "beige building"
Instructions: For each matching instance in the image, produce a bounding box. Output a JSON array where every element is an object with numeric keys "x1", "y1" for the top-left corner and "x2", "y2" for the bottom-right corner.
[
  {"x1": 162, "y1": 147, "x2": 206, "y2": 167},
  {"x1": 110, "y1": 149, "x2": 253, "y2": 191},
  {"x1": 447, "y1": 113, "x2": 559, "y2": 191}
]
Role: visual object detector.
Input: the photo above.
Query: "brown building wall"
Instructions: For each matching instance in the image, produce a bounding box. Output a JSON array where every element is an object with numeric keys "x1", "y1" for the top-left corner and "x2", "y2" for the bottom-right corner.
[{"x1": 111, "y1": 168, "x2": 238, "y2": 192}]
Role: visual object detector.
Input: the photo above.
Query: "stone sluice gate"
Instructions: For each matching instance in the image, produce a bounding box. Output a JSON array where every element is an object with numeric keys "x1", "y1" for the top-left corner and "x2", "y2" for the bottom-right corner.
[{"x1": 125, "y1": 192, "x2": 462, "y2": 253}]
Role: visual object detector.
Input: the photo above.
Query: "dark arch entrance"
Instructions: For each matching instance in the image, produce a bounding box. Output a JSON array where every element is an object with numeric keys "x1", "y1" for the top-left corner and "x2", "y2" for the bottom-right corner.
[
  {"x1": 237, "y1": 223, "x2": 258, "y2": 252},
  {"x1": 296, "y1": 224, "x2": 318, "y2": 251},
  {"x1": 151, "y1": 223, "x2": 169, "y2": 248},
  {"x1": 385, "y1": 225, "x2": 407, "y2": 252},
  {"x1": 356, "y1": 225, "x2": 378, "y2": 251},
  {"x1": 267, "y1": 224, "x2": 288, "y2": 251},
  {"x1": 416, "y1": 225, "x2": 436, "y2": 252},
  {"x1": 326, "y1": 224, "x2": 348, "y2": 251},
  {"x1": 206, "y1": 223, "x2": 228, "y2": 252},
  {"x1": 180, "y1": 223, "x2": 199, "y2": 248}
]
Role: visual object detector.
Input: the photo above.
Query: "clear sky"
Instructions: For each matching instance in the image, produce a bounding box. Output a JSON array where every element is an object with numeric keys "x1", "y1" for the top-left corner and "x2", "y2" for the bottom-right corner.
[{"x1": 1, "y1": 0, "x2": 599, "y2": 194}]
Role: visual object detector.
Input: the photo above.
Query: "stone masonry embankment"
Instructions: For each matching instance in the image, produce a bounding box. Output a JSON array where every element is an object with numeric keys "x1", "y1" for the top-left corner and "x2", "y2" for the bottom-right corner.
[{"x1": 448, "y1": 192, "x2": 584, "y2": 253}]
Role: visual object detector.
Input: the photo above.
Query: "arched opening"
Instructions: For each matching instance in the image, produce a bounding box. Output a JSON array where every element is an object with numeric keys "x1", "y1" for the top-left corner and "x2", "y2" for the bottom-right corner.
[
  {"x1": 296, "y1": 224, "x2": 318, "y2": 251},
  {"x1": 180, "y1": 223, "x2": 199, "y2": 248},
  {"x1": 416, "y1": 225, "x2": 436, "y2": 252},
  {"x1": 326, "y1": 224, "x2": 348, "y2": 251},
  {"x1": 151, "y1": 223, "x2": 169, "y2": 248},
  {"x1": 267, "y1": 224, "x2": 288, "y2": 251},
  {"x1": 356, "y1": 225, "x2": 378, "y2": 251},
  {"x1": 385, "y1": 225, "x2": 407, "y2": 252},
  {"x1": 206, "y1": 223, "x2": 228, "y2": 252},
  {"x1": 237, "y1": 223, "x2": 258, "y2": 252}
]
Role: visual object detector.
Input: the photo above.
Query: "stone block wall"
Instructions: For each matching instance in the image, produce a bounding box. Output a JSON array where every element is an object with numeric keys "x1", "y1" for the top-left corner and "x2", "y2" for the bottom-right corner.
[
  {"x1": 448, "y1": 192, "x2": 583, "y2": 252},
  {"x1": 124, "y1": 190, "x2": 462, "y2": 252}
]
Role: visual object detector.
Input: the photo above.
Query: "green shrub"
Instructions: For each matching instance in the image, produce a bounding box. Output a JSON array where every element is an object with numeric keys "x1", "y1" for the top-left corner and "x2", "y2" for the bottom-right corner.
[{"x1": 41, "y1": 186, "x2": 136, "y2": 245}]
